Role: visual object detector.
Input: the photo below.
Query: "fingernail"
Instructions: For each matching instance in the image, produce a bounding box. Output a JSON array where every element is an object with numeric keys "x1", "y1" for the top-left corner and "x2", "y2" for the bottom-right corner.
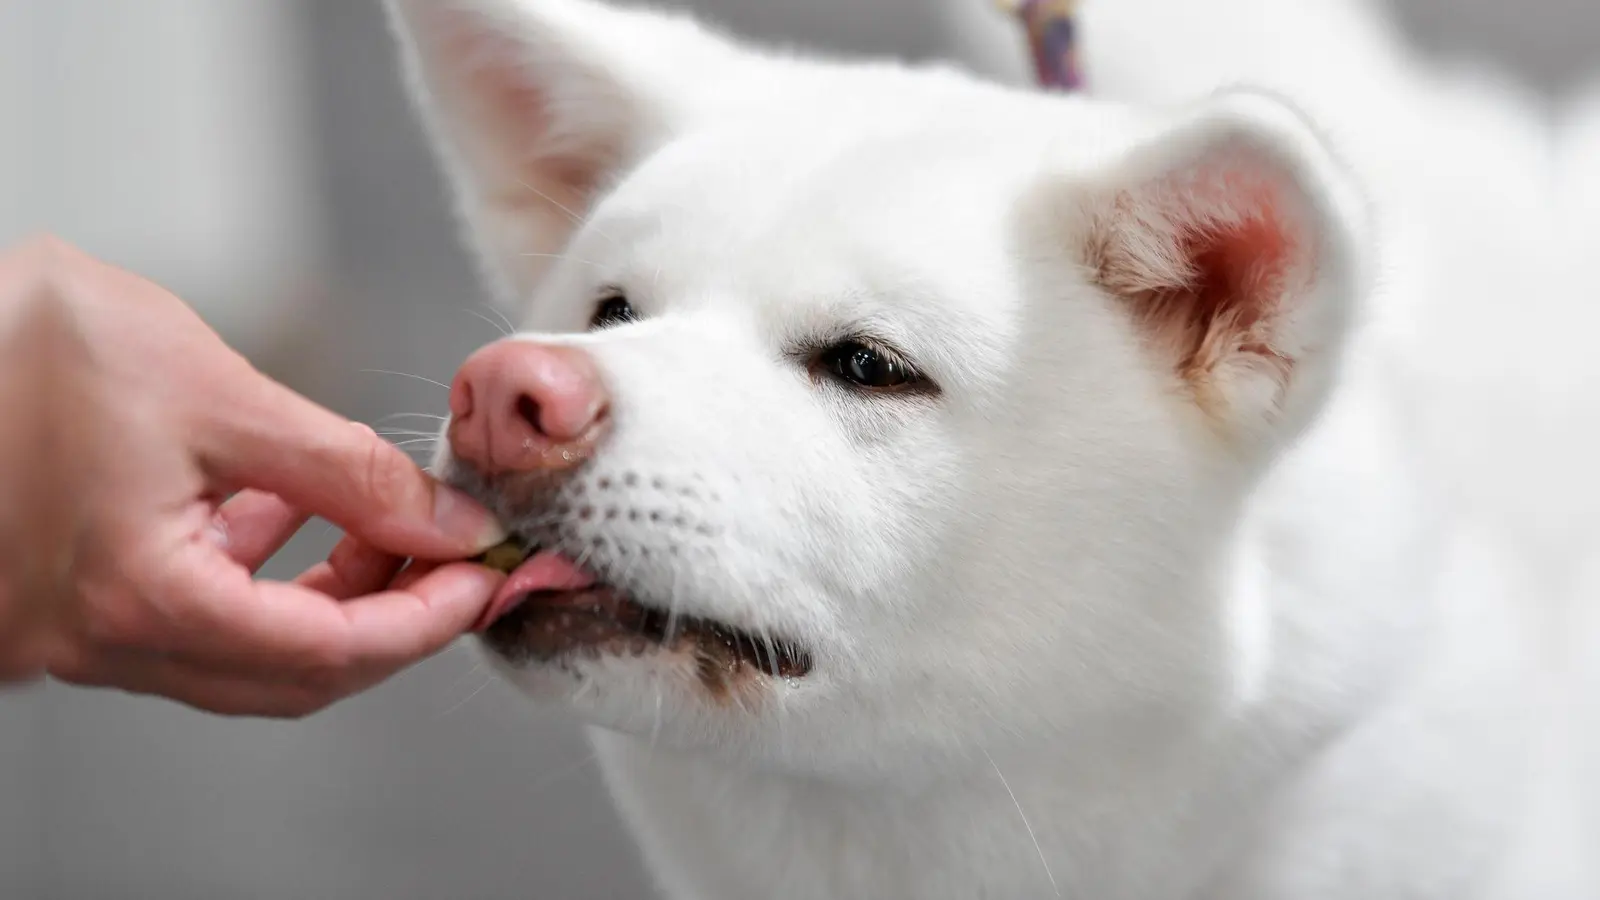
[
  {"x1": 433, "y1": 484, "x2": 507, "y2": 551},
  {"x1": 206, "y1": 518, "x2": 230, "y2": 550}
]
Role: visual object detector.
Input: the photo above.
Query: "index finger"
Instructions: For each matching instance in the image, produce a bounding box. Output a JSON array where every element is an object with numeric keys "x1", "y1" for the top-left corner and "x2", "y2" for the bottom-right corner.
[{"x1": 196, "y1": 374, "x2": 504, "y2": 560}]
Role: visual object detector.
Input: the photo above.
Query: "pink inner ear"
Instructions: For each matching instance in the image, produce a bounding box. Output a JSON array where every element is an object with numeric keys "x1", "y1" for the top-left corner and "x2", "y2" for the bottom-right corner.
[
  {"x1": 1095, "y1": 167, "x2": 1304, "y2": 394},
  {"x1": 424, "y1": 6, "x2": 613, "y2": 211},
  {"x1": 1169, "y1": 185, "x2": 1295, "y2": 379}
]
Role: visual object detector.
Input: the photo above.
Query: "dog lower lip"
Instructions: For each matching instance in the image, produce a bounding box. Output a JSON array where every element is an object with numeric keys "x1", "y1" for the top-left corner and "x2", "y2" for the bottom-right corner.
[{"x1": 482, "y1": 585, "x2": 813, "y2": 679}]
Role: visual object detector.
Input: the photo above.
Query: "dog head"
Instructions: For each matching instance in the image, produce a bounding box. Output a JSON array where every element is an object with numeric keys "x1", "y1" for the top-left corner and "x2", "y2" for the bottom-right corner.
[{"x1": 387, "y1": 0, "x2": 1369, "y2": 782}]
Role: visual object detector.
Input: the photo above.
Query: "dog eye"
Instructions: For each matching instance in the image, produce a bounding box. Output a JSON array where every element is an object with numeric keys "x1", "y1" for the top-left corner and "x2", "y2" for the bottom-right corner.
[
  {"x1": 819, "y1": 341, "x2": 920, "y2": 390},
  {"x1": 590, "y1": 294, "x2": 636, "y2": 330}
]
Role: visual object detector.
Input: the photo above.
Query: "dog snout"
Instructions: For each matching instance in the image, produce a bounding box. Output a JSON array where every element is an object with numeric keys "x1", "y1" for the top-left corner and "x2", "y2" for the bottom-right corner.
[{"x1": 447, "y1": 338, "x2": 609, "y2": 476}]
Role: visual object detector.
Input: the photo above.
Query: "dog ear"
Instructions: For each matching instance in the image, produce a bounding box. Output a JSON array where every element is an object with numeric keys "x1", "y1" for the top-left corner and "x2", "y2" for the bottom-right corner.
[
  {"x1": 1068, "y1": 89, "x2": 1372, "y2": 448},
  {"x1": 386, "y1": 0, "x2": 752, "y2": 304}
]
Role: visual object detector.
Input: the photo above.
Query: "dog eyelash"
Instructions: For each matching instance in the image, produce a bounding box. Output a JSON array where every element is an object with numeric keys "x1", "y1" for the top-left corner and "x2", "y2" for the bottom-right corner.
[
  {"x1": 590, "y1": 288, "x2": 637, "y2": 330},
  {"x1": 803, "y1": 336, "x2": 938, "y2": 396}
]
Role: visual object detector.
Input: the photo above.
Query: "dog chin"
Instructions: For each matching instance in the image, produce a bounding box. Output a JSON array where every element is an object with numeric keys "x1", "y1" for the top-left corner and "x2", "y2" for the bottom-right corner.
[{"x1": 474, "y1": 634, "x2": 816, "y2": 758}]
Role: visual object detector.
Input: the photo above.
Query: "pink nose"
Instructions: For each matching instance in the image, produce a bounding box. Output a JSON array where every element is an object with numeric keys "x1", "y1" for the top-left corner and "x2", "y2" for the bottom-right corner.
[{"x1": 447, "y1": 339, "x2": 609, "y2": 475}]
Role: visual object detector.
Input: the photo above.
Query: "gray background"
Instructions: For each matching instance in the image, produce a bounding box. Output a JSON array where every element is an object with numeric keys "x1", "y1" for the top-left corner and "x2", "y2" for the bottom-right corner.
[{"x1": 2, "y1": 1, "x2": 1594, "y2": 898}]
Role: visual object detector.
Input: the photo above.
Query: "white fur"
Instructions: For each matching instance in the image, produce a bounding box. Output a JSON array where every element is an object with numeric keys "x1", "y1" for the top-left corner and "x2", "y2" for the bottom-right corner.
[{"x1": 386, "y1": 0, "x2": 1596, "y2": 896}]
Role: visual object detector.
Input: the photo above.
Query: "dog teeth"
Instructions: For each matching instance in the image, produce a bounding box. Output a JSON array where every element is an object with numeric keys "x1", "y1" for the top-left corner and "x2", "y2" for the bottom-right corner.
[{"x1": 473, "y1": 539, "x2": 528, "y2": 574}]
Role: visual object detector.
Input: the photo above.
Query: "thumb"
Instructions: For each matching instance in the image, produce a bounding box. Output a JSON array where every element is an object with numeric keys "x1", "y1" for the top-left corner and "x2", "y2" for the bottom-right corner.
[{"x1": 196, "y1": 371, "x2": 505, "y2": 560}]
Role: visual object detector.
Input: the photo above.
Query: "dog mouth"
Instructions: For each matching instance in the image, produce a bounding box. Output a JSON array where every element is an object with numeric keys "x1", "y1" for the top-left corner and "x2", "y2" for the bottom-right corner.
[{"x1": 476, "y1": 544, "x2": 813, "y2": 682}]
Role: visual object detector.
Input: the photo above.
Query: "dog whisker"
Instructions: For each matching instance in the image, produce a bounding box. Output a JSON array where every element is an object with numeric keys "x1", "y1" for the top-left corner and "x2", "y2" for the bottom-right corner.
[
  {"x1": 517, "y1": 250, "x2": 605, "y2": 269},
  {"x1": 649, "y1": 676, "x2": 664, "y2": 751},
  {"x1": 359, "y1": 368, "x2": 451, "y2": 392},
  {"x1": 663, "y1": 551, "x2": 685, "y2": 647},
  {"x1": 467, "y1": 307, "x2": 513, "y2": 338},
  {"x1": 479, "y1": 301, "x2": 518, "y2": 336},
  {"x1": 437, "y1": 659, "x2": 486, "y2": 699},
  {"x1": 377, "y1": 412, "x2": 449, "y2": 423},
  {"x1": 981, "y1": 745, "x2": 1061, "y2": 899},
  {"x1": 516, "y1": 749, "x2": 602, "y2": 802},
  {"x1": 436, "y1": 674, "x2": 497, "y2": 719},
  {"x1": 514, "y1": 176, "x2": 618, "y2": 248}
]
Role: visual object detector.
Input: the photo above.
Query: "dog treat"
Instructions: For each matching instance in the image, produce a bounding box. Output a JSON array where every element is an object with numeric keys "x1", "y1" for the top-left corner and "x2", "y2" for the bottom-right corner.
[{"x1": 474, "y1": 539, "x2": 529, "y2": 574}]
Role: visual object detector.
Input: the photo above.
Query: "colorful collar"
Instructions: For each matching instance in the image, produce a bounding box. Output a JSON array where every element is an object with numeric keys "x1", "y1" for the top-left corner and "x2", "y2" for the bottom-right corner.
[{"x1": 997, "y1": 0, "x2": 1084, "y2": 92}]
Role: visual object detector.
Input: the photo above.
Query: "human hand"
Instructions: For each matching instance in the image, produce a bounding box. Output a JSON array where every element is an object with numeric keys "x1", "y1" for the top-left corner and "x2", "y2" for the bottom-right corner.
[{"x1": 0, "y1": 236, "x2": 507, "y2": 716}]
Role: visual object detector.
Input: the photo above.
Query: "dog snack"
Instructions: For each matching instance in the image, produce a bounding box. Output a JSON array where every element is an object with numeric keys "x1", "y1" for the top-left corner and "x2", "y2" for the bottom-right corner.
[{"x1": 474, "y1": 539, "x2": 529, "y2": 574}]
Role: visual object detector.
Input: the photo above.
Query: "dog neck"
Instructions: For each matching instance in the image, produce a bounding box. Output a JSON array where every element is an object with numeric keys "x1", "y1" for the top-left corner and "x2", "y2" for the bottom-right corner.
[{"x1": 590, "y1": 689, "x2": 1342, "y2": 900}]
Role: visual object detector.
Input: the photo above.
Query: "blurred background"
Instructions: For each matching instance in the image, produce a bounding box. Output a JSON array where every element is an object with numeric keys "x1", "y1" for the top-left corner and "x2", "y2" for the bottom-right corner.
[{"x1": 0, "y1": 1, "x2": 1594, "y2": 897}]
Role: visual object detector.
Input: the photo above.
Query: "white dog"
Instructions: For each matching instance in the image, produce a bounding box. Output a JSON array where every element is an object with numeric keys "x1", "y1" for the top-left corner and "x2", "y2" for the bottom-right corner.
[{"x1": 383, "y1": 0, "x2": 1593, "y2": 896}]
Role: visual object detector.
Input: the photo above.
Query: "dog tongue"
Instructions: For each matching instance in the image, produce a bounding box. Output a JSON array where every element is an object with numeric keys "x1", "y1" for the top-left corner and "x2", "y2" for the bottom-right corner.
[{"x1": 476, "y1": 551, "x2": 596, "y2": 631}]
